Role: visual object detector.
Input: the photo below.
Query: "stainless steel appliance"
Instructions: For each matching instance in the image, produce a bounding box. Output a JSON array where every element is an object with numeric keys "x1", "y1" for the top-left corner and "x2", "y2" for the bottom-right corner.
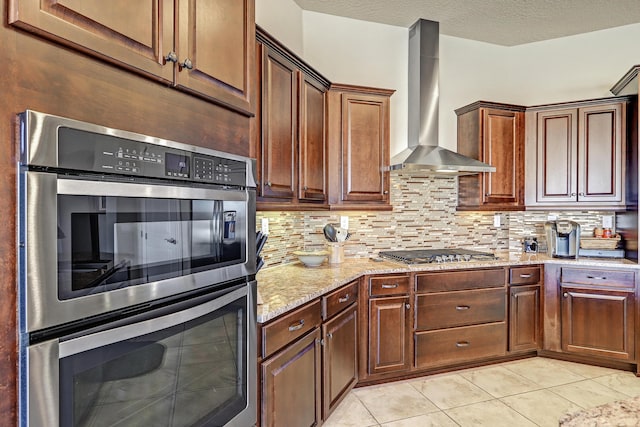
[
  {"x1": 378, "y1": 249, "x2": 497, "y2": 264},
  {"x1": 545, "y1": 220, "x2": 581, "y2": 258},
  {"x1": 18, "y1": 111, "x2": 257, "y2": 426}
]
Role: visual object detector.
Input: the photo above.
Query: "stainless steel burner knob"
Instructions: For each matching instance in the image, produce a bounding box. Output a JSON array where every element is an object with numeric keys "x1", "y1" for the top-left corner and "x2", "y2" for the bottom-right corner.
[
  {"x1": 435, "y1": 256, "x2": 443, "y2": 263},
  {"x1": 463, "y1": 254, "x2": 471, "y2": 261}
]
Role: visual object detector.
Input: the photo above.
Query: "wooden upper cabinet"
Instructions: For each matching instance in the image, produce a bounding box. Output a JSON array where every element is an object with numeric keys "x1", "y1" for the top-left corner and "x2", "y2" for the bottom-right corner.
[
  {"x1": 299, "y1": 74, "x2": 327, "y2": 202},
  {"x1": 327, "y1": 84, "x2": 394, "y2": 210},
  {"x1": 456, "y1": 102, "x2": 525, "y2": 211},
  {"x1": 525, "y1": 97, "x2": 630, "y2": 209},
  {"x1": 175, "y1": 0, "x2": 254, "y2": 114},
  {"x1": 9, "y1": 0, "x2": 254, "y2": 115},
  {"x1": 255, "y1": 28, "x2": 329, "y2": 210},
  {"x1": 260, "y1": 46, "x2": 297, "y2": 201}
]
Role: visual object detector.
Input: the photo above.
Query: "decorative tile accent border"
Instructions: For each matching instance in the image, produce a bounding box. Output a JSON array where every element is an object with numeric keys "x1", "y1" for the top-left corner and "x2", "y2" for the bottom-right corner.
[{"x1": 257, "y1": 173, "x2": 614, "y2": 267}]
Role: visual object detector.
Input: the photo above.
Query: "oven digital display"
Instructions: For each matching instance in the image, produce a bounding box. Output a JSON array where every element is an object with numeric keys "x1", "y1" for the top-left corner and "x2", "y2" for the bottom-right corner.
[{"x1": 165, "y1": 152, "x2": 190, "y2": 178}]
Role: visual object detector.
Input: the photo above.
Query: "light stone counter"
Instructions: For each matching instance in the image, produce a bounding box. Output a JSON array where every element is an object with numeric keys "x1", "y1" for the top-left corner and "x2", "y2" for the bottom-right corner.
[
  {"x1": 256, "y1": 252, "x2": 639, "y2": 323},
  {"x1": 559, "y1": 396, "x2": 640, "y2": 426}
]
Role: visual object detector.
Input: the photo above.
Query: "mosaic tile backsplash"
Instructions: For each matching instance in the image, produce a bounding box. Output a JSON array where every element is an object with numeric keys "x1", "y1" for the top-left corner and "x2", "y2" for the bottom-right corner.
[{"x1": 257, "y1": 172, "x2": 615, "y2": 267}]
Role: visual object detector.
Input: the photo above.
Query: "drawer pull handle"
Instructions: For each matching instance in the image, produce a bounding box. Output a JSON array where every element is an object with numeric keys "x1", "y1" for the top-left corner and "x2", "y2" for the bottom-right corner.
[
  {"x1": 456, "y1": 341, "x2": 470, "y2": 347},
  {"x1": 381, "y1": 283, "x2": 399, "y2": 289},
  {"x1": 586, "y1": 276, "x2": 606, "y2": 280},
  {"x1": 519, "y1": 274, "x2": 532, "y2": 278},
  {"x1": 456, "y1": 305, "x2": 470, "y2": 311},
  {"x1": 338, "y1": 294, "x2": 350, "y2": 303},
  {"x1": 288, "y1": 319, "x2": 305, "y2": 332}
]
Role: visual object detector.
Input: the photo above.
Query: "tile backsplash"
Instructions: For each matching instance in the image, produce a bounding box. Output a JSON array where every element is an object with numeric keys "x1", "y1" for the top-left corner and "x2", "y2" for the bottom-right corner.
[{"x1": 257, "y1": 172, "x2": 615, "y2": 267}]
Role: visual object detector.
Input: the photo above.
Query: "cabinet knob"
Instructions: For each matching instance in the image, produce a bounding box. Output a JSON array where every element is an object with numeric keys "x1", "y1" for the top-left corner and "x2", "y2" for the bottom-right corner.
[
  {"x1": 383, "y1": 191, "x2": 389, "y2": 195},
  {"x1": 571, "y1": 193, "x2": 576, "y2": 196},
  {"x1": 303, "y1": 186, "x2": 308, "y2": 191},
  {"x1": 179, "y1": 58, "x2": 194, "y2": 70},
  {"x1": 405, "y1": 303, "x2": 410, "y2": 309},
  {"x1": 563, "y1": 292, "x2": 569, "y2": 298},
  {"x1": 266, "y1": 181, "x2": 272, "y2": 187},
  {"x1": 485, "y1": 193, "x2": 490, "y2": 197},
  {"x1": 579, "y1": 192, "x2": 585, "y2": 196},
  {"x1": 327, "y1": 332, "x2": 333, "y2": 339},
  {"x1": 164, "y1": 51, "x2": 178, "y2": 64}
]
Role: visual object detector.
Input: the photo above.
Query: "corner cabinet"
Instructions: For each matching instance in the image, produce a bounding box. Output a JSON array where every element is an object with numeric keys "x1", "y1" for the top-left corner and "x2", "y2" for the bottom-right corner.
[
  {"x1": 524, "y1": 97, "x2": 632, "y2": 209},
  {"x1": 456, "y1": 101, "x2": 526, "y2": 211},
  {"x1": 255, "y1": 28, "x2": 330, "y2": 210},
  {"x1": 327, "y1": 84, "x2": 394, "y2": 210},
  {"x1": 9, "y1": 0, "x2": 255, "y2": 115}
]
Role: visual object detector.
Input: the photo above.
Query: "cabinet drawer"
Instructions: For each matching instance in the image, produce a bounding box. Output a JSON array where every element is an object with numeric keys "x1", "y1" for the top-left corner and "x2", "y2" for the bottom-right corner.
[
  {"x1": 323, "y1": 280, "x2": 358, "y2": 320},
  {"x1": 510, "y1": 266, "x2": 541, "y2": 285},
  {"x1": 416, "y1": 268, "x2": 505, "y2": 293},
  {"x1": 561, "y1": 268, "x2": 635, "y2": 288},
  {"x1": 262, "y1": 300, "x2": 322, "y2": 358},
  {"x1": 416, "y1": 288, "x2": 506, "y2": 331},
  {"x1": 415, "y1": 322, "x2": 507, "y2": 369},
  {"x1": 369, "y1": 275, "x2": 410, "y2": 296}
]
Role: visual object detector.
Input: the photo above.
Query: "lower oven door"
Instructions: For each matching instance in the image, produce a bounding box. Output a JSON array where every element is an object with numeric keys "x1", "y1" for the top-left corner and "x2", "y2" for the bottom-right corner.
[{"x1": 25, "y1": 281, "x2": 256, "y2": 427}]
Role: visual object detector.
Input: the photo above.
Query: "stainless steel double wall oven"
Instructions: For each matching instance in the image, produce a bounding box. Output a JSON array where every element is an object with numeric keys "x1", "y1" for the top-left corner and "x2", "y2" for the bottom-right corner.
[{"x1": 17, "y1": 111, "x2": 257, "y2": 426}]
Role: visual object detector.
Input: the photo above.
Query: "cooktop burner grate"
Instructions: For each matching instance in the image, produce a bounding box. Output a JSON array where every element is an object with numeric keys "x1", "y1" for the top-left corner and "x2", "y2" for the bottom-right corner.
[{"x1": 378, "y1": 249, "x2": 497, "y2": 264}]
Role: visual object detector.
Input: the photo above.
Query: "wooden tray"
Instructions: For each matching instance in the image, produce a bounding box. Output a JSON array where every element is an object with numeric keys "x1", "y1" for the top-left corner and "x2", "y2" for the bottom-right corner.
[{"x1": 580, "y1": 235, "x2": 621, "y2": 249}]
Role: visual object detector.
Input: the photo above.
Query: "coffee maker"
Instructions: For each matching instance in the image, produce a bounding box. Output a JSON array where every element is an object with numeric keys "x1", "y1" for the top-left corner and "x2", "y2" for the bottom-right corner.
[{"x1": 545, "y1": 220, "x2": 581, "y2": 258}]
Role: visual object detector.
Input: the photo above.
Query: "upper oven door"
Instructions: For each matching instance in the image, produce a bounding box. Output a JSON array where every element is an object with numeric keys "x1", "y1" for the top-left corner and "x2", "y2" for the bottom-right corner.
[{"x1": 22, "y1": 171, "x2": 256, "y2": 333}]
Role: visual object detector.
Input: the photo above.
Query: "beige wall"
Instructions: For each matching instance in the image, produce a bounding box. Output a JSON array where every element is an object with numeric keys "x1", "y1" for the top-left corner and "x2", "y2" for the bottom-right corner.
[{"x1": 256, "y1": 2, "x2": 640, "y2": 156}]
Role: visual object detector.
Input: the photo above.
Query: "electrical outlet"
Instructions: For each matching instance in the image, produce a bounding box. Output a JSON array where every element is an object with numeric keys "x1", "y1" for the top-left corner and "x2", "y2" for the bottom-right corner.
[
  {"x1": 261, "y1": 218, "x2": 269, "y2": 235},
  {"x1": 602, "y1": 215, "x2": 613, "y2": 229},
  {"x1": 547, "y1": 214, "x2": 558, "y2": 221},
  {"x1": 493, "y1": 214, "x2": 501, "y2": 227},
  {"x1": 340, "y1": 216, "x2": 349, "y2": 230}
]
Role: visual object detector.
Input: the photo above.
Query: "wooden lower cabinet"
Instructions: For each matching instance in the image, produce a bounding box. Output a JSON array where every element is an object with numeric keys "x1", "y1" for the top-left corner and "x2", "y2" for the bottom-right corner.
[
  {"x1": 368, "y1": 295, "x2": 411, "y2": 375},
  {"x1": 509, "y1": 285, "x2": 541, "y2": 352},
  {"x1": 322, "y1": 305, "x2": 358, "y2": 419},
  {"x1": 415, "y1": 322, "x2": 507, "y2": 369},
  {"x1": 261, "y1": 328, "x2": 322, "y2": 427},
  {"x1": 561, "y1": 286, "x2": 635, "y2": 360}
]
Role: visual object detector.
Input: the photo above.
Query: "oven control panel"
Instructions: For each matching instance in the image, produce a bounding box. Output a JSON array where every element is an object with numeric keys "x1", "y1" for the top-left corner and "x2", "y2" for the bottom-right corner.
[{"x1": 57, "y1": 127, "x2": 247, "y2": 186}]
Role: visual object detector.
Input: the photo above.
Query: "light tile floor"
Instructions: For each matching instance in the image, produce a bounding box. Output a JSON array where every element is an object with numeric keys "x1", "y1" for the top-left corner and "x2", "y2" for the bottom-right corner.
[{"x1": 323, "y1": 357, "x2": 640, "y2": 427}]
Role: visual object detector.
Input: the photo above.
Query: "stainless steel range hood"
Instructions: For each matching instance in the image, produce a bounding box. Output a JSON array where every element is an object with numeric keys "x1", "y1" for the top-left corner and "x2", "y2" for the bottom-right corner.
[{"x1": 390, "y1": 19, "x2": 495, "y2": 175}]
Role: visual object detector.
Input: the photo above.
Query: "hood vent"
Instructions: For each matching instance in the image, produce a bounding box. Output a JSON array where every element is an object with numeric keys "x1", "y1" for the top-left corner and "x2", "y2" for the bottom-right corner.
[{"x1": 389, "y1": 19, "x2": 495, "y2": 175}]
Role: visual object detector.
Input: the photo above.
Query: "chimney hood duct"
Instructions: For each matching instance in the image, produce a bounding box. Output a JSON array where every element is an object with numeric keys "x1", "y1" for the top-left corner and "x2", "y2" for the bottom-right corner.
[{"x1": 390, "y1": 19, "x2": 495, "y2": 175}]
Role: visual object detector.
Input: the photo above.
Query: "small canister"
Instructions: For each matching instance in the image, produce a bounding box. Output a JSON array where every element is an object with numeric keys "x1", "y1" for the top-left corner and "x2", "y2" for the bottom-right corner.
[
  {"x1": 327, "y1": 242, "x2": 344, "y2": 264},
  {"x1": 594, "y1": 227, "x2": 603, "y2": 238}
]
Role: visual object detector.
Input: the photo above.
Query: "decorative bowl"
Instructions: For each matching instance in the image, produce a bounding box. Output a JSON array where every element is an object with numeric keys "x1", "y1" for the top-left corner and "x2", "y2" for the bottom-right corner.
[{"x1": 293, "y1": 250, "x2": 329, "y2": 267}]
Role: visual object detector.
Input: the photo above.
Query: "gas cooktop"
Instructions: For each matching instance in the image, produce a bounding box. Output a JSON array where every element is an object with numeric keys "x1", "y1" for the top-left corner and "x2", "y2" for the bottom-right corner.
[{"x1": 378, "y1": 249, "x2": 497, "y2": 264}]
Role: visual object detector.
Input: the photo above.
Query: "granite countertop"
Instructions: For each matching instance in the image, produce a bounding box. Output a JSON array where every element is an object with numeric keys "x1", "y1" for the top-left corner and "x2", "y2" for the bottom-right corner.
[
  {"x1": 256, "y1": 252, "x2": 639, "y2": 323},
  {"x1": 559, "y1": 395, "x2": 640, "y2": 426}
]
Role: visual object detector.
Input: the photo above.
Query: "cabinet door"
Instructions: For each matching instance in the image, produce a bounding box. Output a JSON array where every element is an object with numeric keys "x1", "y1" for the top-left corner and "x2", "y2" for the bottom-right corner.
[
  {"x1": 368, "y1": 296, "x2": 410, "y2": 375},
  {"x1": 176, "y1": 0, "x2": 253, "y2": 114},
  {"x1": 577, "y1": 103, "x2": 623, "y2": 203},
  {"x1": 535, "y1": 109, "x2": 578, "y2": 203},
  {"x1": 482, "y1": 109, "x2": 523, "y2": 205},
  {"x1": 341, "y1": 93, "x2": 389, "y2": 203},
  {"x1": 561, "y1": 287, "x2": 634, "y2": 360},
  {"x1": 299, "y1": 74, "x2": 327, "y2": 202},
  {"x1": 8, "y1": 0, "x2": 174, "y2": 82},
  {"x1": 261, "y1": 329, "x2": 321, "y2": 427},
  {"x1": 509, "y1": 285, "x2": 541, "y2": 352},
  {"x1": 322, "y1": 305, "x2": 358, "y2": 419},
  {"x1": 260, "y1": 47, "x2": 297, "y2": 200}
]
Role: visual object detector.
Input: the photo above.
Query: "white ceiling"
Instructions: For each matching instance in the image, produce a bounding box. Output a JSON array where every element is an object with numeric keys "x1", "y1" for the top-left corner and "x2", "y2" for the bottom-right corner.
[{"x1": 293, "y1": 0, "x2": 640, "y2": 46}]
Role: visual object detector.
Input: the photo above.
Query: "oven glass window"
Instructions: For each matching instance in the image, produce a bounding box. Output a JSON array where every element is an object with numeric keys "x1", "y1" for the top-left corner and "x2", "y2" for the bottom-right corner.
[
  {"x1": 59, "y1": 292, "x2": 248, "y2": 426},
  {"x1": 57, "y1": 195, "x2": 246, "y2": 299}
]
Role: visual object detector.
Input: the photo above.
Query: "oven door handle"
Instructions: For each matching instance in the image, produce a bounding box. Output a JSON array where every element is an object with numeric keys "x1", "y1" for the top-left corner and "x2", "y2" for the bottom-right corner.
[
  {"x1": 57, "y1": 176, "x2": 248, "y2": 201},
  {"x1": 59, "y1": 285, "x2": 248, "y2": 358}
]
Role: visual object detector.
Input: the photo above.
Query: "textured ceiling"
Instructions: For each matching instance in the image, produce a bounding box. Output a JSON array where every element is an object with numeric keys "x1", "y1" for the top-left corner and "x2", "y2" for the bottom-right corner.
[{"x1": 293, "y1": 0, "x2": 640, "y2": 46}]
